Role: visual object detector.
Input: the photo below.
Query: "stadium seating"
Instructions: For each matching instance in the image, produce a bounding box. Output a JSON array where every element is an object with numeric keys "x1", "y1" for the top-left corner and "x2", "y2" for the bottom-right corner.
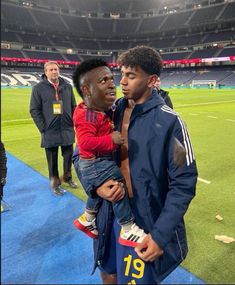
[
  {"x1": 189, "y1": 48, "x2": 221, "y2": 59},
  {"x1": 1, "y1": 0, "x2": 234, "y2": 54},
  {"x1": 218, "y1": 1, "x2": 235, "y2": 20},
  {"x1": 160, "y1": 11, "x2": 192, "y2": 31},
  {"x1": 161, "y1": 52, "x2": 192, "y2": 60},
  {"x1": 1, "y1": 49, "x2": 24, "y2": 58},
  {"x1": 1, "y1": 0, "x2": 234, "y2": 86},
  {"x1": 23, "y1": 50, "x2": 65, "y2": 61},
  {"x1": 188, "y1": 5, "x2": 222, "y2": 25},
  {"x1": 218, "y1": 47, "x2": 235, "y2": 57},
  {"x1": 60, "y1": 15, "x2": 90, "y2": 34}
]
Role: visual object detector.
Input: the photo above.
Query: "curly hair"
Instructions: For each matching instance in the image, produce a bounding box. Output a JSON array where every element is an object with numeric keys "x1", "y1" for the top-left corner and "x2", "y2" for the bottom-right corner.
[
  {"x1": 73, "y1": 58, "x2": 109, "y2": 98},
  {"x1": 117, "y1": 45, "x2": 162, "y2": 76}
]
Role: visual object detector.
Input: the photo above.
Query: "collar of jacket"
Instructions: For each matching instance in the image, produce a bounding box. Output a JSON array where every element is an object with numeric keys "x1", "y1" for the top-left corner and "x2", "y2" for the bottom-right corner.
[
  {"x1": 114, "y1": 89, "x2": 165, "y2": 130},
  {"x1": 41, "y1": 74, "x2": 65, "y2": 85},
  {"x1": 120, "y1": 89, "x2": 165, "y2": 119}
]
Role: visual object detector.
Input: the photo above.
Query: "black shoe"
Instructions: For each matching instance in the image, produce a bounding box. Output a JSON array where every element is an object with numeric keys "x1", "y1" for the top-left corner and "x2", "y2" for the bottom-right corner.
[
  {"x1": 50, "y1": 177, "x2": 61, "y2": 188},
  {"x1": 52, "y1": 186, "x2": 65, "y2": 196},
  {"x1": 66, "y1": 179, "x2": 78, "y2": 189}
]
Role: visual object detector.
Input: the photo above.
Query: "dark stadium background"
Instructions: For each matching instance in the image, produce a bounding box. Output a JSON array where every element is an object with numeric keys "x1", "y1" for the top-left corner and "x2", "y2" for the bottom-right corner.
[{"x1": 1, "y1": 0, "x2": 235, "y2": 87}]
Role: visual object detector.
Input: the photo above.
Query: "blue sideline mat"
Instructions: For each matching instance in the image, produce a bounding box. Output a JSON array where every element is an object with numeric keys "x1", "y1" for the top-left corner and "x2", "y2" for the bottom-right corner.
[{"x1": 1, "y1": 153, "x2": 205, "y2": 284}]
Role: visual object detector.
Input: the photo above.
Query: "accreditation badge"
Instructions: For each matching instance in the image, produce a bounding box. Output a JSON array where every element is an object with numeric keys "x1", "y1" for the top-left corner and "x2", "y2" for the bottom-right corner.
[{"x1": 53, "y1": 100, "x2": 63, "y2": 115}]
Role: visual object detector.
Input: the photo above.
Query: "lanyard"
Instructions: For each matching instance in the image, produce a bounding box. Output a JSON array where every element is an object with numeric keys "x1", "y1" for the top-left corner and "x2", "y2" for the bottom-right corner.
[{"x1": 53, "y1": 83, "x2": 59, "y2": 101}]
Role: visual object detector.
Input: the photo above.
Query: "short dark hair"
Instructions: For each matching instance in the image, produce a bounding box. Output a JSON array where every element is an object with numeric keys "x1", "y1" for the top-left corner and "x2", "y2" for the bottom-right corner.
[
  {"x1": 117, "y1": 45, "x2": 162, "y2": 76},
  {"x1": 73, "y1": 58, "x2": 109, "y2": 98}
]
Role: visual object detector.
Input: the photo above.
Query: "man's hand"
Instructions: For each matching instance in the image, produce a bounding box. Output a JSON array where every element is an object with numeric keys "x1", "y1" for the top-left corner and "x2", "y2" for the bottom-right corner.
[
  {"x1": 134, "y1": 234, "x2": 164, "y2": 262},
  {"x1": 96, "y1": 179, "x2": 125, "y2": 202}
]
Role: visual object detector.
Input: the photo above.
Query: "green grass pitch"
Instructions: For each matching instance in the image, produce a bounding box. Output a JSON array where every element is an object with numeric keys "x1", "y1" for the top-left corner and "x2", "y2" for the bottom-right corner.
[{"x1": 1, "y1": 87, "x2": 235, "y2": 284}]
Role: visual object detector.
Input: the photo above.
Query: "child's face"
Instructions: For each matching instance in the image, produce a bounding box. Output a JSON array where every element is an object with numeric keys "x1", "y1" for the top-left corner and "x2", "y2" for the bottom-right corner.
[{"x1": 84, "y1": 66, "x2": 116, "y2": 112}]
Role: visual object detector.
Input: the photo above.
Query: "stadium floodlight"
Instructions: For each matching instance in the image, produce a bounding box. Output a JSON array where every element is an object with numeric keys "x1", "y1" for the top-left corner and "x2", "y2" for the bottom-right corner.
[{"x1": 110, "y1": 13, "x2": 120, "y2": 19}]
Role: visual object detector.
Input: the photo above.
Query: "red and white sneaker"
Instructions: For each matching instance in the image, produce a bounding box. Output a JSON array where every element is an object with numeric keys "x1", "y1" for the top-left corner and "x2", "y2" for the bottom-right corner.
[
  {"x1": 118, "y1": 223, "x2": 147, "y2": 247},
  {"x1": 73, "y1": 213, "x2": 98, "y2": 239}
]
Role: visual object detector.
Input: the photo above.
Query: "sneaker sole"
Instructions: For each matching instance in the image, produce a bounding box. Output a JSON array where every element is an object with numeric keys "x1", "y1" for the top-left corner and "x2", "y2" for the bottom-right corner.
[
  {"x1": 118, "y1": 237, "x2": 139, "y2": 248},
  {"x1": 73, "y1": 219, "x2": 98, "y2": 239}
]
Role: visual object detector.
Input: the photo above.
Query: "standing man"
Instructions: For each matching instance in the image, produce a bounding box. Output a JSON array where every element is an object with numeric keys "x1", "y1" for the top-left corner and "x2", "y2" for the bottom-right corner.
[
  {"x1": 76, "y1": 46, "x2": 197, "y2": 284},
  {"x1": 30, "y1": 61, "x2": 77, "y2": 196},
  {"x1": 154, "y1": 77, "x2": 173, "y2": 109}
]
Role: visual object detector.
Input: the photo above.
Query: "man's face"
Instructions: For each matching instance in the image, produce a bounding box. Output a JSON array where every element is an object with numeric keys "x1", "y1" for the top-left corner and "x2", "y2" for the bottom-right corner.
[
  {"x1": 45, "y1": 63, "x2": 60, "y2": 83},
  {"x1": 83, "y1": 66, "x2": 116, "y2": 112},
  {"x1": 154, "y1": 77, "x2": 161, "y2": 90},
  {"x1": 120, "y1": 66, "x2": 155, "y2": 104}
]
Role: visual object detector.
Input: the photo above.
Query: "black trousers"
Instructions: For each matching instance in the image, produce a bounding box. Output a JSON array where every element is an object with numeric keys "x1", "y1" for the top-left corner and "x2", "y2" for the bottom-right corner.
[{"x1": 45, "y1": 145, "x2": 73, "y2": 185}]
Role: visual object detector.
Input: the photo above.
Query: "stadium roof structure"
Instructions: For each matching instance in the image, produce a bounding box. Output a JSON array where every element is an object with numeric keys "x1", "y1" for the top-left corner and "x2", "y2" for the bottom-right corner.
[
  {"x1": 1, "y1": 0, "x2": 235, "y2": 57},
  {"x1": 2, "y1": 0, "x2": 235, "y2": 37}
]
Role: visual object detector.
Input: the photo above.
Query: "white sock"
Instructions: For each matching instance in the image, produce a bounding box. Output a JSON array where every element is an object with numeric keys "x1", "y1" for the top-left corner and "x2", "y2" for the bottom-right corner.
[
  {"x1": 121, "y1": 221, "x2": 134, "y2": 233},
  {"x1": 85, "y1": 210, "x2": 96, "y2": 222}
]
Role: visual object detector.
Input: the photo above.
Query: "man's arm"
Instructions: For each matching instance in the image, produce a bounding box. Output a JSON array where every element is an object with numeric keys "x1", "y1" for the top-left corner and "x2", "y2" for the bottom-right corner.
[
  {"x1": 135, "y1": 116, "x2": 197, "y2": 261},
  {"x1": 151, "y1": 115, "x2": 197, "y2": 249},
  {"x1": 96, "y1": 180, "x2": 126, "y2": 202},
  {"x1": 72, "y1": 145, "x2": 125, "y2": 201},
  {"x1": 29, "y1": 86, "x2": 46, "y2": 133}
]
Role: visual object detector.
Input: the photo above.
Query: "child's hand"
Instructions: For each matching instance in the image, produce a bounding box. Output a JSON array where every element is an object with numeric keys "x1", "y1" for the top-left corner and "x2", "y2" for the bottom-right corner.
[{"x1": 111, "y1": 131, "x2": 125, "y2": 145}]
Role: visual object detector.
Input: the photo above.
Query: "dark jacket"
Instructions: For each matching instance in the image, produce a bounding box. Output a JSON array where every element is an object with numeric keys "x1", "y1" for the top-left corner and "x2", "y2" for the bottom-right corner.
[
  {"x1": 0, "y1": 141, "x2": 7, "y2": 197},
  {"x1": 73, "y1": 90, "x2": 197, "y2": 283},
  {"x1": 158, "y1": 88, "x2": 173, "y2": 109},
  {"x1": 30, "y1": 76, "x2": 77, "y2": 148}
]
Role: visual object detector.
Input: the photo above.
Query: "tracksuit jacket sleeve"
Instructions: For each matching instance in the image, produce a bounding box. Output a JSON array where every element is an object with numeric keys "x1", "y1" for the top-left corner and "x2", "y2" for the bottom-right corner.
[
  {"x1": 151, "y1": 116, "x2": 198, "y2": 250},
  {"x1": 29, "y1": 86, "x2": 46, "y2": 133}
]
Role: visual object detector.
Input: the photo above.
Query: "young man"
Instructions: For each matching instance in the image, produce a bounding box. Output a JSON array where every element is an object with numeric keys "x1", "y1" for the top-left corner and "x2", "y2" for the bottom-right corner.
[
  {"x1": 72, "y1": 59, "x2": 146, "y2": 247},
  {"x1": 73, "y1": 46, "x2": 197, "y2": 284},
  {"x1": 154, "y1": 77, "x2": 173, "y2": 109},
  {"x1": 30, "y1": 61, "x2": 78, "y2": 196}
]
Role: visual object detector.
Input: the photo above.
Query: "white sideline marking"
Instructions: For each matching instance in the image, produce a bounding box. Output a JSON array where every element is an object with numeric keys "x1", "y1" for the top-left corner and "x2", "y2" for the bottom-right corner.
[
  {"x1": 226, "y1": 119, "x2": 235, "y2": 123},
  {"x1": 208, "y1": 116, "x2": 217, "y2": 119},
  {"x1": 189, "y1": 113, "x2": 199, "y2": 116},
  {"x1": 2, "y1": 118, "x2": 32, "y2": 122},
  {"x1": 198, "y1": 177, "x2": 211, "y2": 184},
  {"x1": 176, "y1": 100, "x2": 235, "y2": 108}
]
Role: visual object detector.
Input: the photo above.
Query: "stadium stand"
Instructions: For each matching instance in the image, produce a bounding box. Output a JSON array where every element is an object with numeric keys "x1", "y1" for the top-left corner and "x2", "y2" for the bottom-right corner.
[
  {"x1": 188, "y1": 5, "x2": 223, "y2": 25},
  {"x1": 1, "y1": 0, "x2": 235, "y2": 87},
  {"x1": 23, "y1": 50, "x2": 66, "y2": 61},
  {"x1": 218, "y1": 47, "x2": 235, "y2": 57},
  {"x1": 1, "y1": 49, "x2": 24, "y2": 58},
  {"x1": 60, "y1": 15, "x2": 90, "y2": 34},
  {"x1": 189, "y1": 47, "x2": 222, "y2": 59},
  {"x1": 161, "y1": 51, "x2": 192, "y2": 60}
]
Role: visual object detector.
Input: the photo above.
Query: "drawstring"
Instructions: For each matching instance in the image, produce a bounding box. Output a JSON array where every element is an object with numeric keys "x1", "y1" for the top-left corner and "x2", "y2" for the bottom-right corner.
[{"x1": 111, "y1": 104, "x2": 116, "y2": 123}]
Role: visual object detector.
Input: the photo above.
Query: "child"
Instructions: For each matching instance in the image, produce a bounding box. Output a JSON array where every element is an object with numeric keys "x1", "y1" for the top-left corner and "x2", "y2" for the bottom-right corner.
[{"x1": 72, "y1": 59, "x2": 146, "y2": 247}]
